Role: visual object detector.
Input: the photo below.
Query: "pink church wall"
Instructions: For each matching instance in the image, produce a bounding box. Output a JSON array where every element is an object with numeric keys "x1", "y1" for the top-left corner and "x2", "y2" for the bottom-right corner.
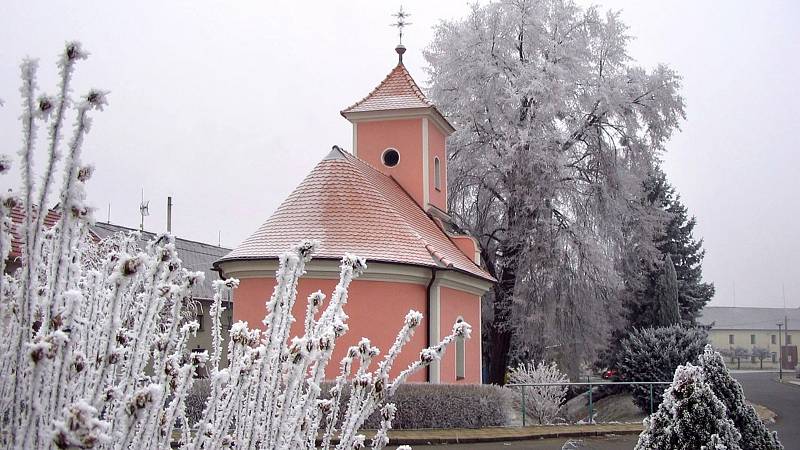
[
  {"x1": 428, "y1": 123, "x2": 447, "y2": 212},
  {"x1": 233, "y1": 274, "x2": 428, "y2": 382},
  {"x1": 439, "y1": 286, "x2": 482, "y2": 384},
  {"x1": 356, "y1": 119, "x2": 425, "y2": 208}
]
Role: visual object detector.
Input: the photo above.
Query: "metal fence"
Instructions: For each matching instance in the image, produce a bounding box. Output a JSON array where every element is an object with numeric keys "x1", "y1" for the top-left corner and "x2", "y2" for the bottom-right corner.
[{"x1": 506, "y1": 381, "x2": 672, "y2": 426}]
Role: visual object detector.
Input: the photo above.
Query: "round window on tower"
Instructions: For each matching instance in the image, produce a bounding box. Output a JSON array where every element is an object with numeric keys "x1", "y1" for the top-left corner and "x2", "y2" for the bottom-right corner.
[{"x1": 381, "y1": 148, "x2": 400, "y2": 167}]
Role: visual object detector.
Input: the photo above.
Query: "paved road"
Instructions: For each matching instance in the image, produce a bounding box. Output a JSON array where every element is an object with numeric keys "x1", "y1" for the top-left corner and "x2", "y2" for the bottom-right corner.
[
  {"x1": 421, "y1": 372, "x2": 799, "y2": 449},
  {"x1": 422, "y1": 435, "x2": 638, "y2": 449},
  {"x1": 733, "y1": 372, "x2": 800, "y2": 449}
]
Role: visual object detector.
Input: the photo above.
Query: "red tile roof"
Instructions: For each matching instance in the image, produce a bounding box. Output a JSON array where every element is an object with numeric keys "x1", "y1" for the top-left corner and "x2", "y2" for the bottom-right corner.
[
  {"x1": 342, "y1": 63, "x2": 434, "y2": 113},
  {"x1": 7, "y1": 206, "x2": 62, "y2": 260},
  {"x1": 217, "y1": 147, "x2": 494, "y2": 282}
]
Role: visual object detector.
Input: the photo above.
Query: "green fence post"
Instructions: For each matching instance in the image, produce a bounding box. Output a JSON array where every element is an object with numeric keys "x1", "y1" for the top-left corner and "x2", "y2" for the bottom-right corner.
[
  {"x1": 649, "y1": 384, "x2": 654, "y2": 415},
  {"x1": 521, "y1": 385, "x2": 526, "y2": 427},
  {"x1": 588, "y1": 382, "x2": 593, "y2": 424}
]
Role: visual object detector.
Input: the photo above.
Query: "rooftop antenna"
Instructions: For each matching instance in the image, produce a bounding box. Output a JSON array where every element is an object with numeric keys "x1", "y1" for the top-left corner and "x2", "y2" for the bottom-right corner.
[
  {"x1": 218, "y1": 230, "x2": 221, "y2": 247},
  {"x1": 732, "y1": 281, "x2": 736, "y2": 307},
  {"x1": 391, "y1": 6, "x2": 412, "y2": 63},
  {"x1": 107, "y1": 202, "x2": 111, "y2": 224},
  {"x1": 139, "y1": 189, "x2": 149, "y2": 231}
]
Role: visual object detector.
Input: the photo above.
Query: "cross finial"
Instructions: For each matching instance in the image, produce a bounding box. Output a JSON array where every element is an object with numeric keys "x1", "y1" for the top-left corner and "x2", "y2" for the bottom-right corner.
[{"x1": 391, "y1": 6, "x2": 412, "y2": 63}]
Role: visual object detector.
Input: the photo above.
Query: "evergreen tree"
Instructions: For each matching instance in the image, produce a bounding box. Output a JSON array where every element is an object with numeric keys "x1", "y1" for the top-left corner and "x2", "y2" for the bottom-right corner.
[
  {"x1": 649, "y1": 169, "x2": 715, "y2": 322},
  {"x1": 698, "y1": 346, "x2": 783, "y2": 450},
  {"x1": 617, "y1": 325, "x2": 708, "y2": 412},
  {"x1": 623, "y1": 168, "x2": 714, "y2": 331},
  {"x1": 655, "y1": 255, "x2": 681, "y2": 326},
  {"x1": 636, "y1": 364, "x2": 741, "y2": 450}
]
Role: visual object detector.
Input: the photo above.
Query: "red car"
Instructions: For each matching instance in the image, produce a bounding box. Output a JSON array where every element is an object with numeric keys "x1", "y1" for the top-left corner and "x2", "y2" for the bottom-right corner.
[{"x1": 601, "y1": 369, "x2": 619, "y2": 380}]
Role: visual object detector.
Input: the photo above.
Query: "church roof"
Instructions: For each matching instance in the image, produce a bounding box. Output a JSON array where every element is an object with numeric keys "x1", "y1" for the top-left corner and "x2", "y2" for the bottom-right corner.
[
  {"x1": 341, "y1": 62, "x2": 454, "y2": 132},
  {"x1": 342, "y1": 63, "x2": 433, "y2": 113},
  {"x1": 216, "y1": 147, "x2": 493, "y2": 282}
]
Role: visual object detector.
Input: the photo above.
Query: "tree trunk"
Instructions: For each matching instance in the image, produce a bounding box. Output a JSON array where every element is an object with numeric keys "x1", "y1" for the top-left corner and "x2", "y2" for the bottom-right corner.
[{"x1": 485, "y1": 265, "x2": 517, "y2": 385}]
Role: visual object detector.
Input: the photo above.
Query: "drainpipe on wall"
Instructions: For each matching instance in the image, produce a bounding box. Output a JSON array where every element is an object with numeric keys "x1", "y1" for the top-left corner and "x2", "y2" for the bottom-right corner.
[{"x1": 426, "y1": 268, "x2": 438, "y2": 383}]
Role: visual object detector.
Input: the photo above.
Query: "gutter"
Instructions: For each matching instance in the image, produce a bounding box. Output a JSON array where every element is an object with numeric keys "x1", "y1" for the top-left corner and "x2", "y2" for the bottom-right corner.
[{"x1": 426, "y1": 267, "x2": 438, "y2": 382}]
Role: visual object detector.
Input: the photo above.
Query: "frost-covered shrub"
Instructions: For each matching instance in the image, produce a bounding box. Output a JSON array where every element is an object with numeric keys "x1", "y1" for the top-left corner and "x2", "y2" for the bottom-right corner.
[
  {"x1": 362, "y1": 384, "x2": 511, "y2": 429},
  {"x1": 508, "y1": 361, "x2": 567, "y2": 424},
  {"x1": 618, "y1": 325, "x2": 707, "y2": 412},
  {"x1": 698, "y1": 345, "x2": 782, "y2": 450},
  {"x1": 0, "y1": 42, "x2": 470, "y2": 450},
  {"x1": 635, "y1": 363, "x2": 741, "y2": 450}
]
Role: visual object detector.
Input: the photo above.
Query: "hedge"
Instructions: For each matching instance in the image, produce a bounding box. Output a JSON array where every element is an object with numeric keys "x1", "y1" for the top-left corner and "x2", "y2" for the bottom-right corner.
[{"x1": 186, "y1": 381, "x2": 512, "y2": 429}]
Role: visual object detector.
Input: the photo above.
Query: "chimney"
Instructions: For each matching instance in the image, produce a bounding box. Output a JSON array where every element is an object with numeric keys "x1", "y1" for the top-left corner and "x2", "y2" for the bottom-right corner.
[{"x1": 167, "y1": 196, "x2": 172, "y2": 233}]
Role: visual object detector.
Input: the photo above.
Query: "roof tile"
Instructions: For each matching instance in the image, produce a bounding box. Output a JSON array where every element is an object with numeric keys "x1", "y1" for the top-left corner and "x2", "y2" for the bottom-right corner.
[
  {"x1": 218, "y1": 147, "x2": 494, "y2": 282},
  {"x1": 342, "y1": 63, "x2": 433, "y2": 113}
]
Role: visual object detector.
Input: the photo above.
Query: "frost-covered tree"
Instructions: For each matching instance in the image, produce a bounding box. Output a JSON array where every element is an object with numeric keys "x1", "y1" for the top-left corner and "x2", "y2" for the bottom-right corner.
[
  {"x1": 698, "y1": 345, "x2": 783, "y2": 449},
  {"x1": 425, "y1": 0, "x2": 685, "y2": 382},
  {"x1": 508, "y1": 360, "x2": 567, "y2": 424},
  {"x1": 635, "y1": 363, "x2": 741, "y2": 450},
  {"x1": 617, "y1": 325, "x2": 707, "y2": 412},
  {"x1": 732, "y1": 346, "x2": 750, "y2": 370},
  {"x1": 0, "y1": 42, "x2": 468, "y2": 450},
  {"x1": 752, "y1": 347, "x2": 771, "y2": 370}
]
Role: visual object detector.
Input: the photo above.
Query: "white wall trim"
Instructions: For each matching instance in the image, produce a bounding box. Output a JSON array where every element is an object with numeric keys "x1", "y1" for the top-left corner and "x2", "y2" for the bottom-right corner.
[
  {"x1": 422, "y1": 117, "x2": 430, "y2": 209},
  {"x1": 438, "y1": 270, "x2": 493, "y2": 296},
  {"x1": 352, "y1": 122, "x2": 358, "y2": 157},
  {"x1": 343, "y1": 108, "x2": 455, "y2": 135},
  {"x1": 219, "y1": 259, "x2": 433, "y2": 286},
  {"x1": 429, "y1": 278, "x2": 442, "y2": 384},
  {"x1": 478, "y1": 296, "x2": 483, "y2": 382}
]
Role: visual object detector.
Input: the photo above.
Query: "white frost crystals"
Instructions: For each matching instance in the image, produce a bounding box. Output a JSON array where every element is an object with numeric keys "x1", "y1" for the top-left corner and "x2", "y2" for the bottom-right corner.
[{"x1": 0, "y1": 42, "x2": 469, "y2": 450}]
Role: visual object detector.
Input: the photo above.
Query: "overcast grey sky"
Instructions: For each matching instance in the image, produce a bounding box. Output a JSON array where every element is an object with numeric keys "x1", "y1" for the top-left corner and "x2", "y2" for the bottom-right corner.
[{"x1": 1, "y1": 1, "x2": 798, "y2": 309}]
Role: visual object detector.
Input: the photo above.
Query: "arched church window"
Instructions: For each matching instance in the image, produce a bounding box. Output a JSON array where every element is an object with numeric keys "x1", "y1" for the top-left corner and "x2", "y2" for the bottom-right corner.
[
  {"x1": 382, "y1": 148, "x2": 400, "y2": 167},
  {"x1": 434, "y1": 157, "x2": 441, "y2": 191},
  {"x1": 456, "y1": 316, "x2": 465, "y2": 380}
]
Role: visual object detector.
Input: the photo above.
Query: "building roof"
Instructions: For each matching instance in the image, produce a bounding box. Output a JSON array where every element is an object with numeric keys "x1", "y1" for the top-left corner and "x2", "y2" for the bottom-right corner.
[
  {"x1": 7, "y1": 208, "x2": 228, "y2": 300},
  {"x1": 216, "y1": 146, "x2": 494, "y2": 282},
  {"x1": 8, "y1": 206, "x2": 66, "y2": 259},
  {"x1": 91, "y1": 222, "x2": 230, "y2": 300},
  {"x1": 340, "y1": 61, "x2": 454, "y2": 132},
  {"x1": 699, "y1": 306, "x2": 800, "y2": 331}
]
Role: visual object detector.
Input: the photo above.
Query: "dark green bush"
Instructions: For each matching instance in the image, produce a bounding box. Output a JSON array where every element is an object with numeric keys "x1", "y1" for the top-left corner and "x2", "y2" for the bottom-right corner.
[{"x1": 618, "y1": 325, "x2": 708, "y2": 412}]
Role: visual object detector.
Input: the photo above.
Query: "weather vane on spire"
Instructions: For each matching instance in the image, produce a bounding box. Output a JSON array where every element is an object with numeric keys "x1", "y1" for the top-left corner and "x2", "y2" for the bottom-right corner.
[{"x1": 391, "y1": 6, "x2": 412, "y2": 63}]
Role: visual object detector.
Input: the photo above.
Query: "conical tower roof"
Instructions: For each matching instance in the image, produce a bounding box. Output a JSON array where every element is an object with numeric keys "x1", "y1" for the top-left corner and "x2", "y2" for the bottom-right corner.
[{"x1": 341, "y1": 58, "x2": 454, "y2": 133}]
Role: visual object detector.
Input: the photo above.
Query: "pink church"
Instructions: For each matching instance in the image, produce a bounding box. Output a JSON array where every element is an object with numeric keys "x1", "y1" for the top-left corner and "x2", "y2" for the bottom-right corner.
[{"x1": 215, "y1": 46, "x2": 494, "y2": 383}]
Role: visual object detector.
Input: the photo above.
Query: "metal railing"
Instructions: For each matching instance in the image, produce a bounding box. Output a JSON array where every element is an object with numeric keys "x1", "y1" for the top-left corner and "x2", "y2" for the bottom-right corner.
[{"x1": 506, "y1": 381, "x2": 672, "y2": 426}]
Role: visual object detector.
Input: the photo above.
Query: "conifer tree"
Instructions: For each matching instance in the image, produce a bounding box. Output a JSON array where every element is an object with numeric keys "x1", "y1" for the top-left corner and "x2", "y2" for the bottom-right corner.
[
  {"x1": 621, "y1": 169, "x2": 713, "y2": 332},
  {"x1": 617, "y1": 325, "x2": 707, "y2": 412},
  {"x1": 655, "y1": 255, "x2": 681, "y2": 326},
  {"x1": 698, "y1": 346, "x2": 783, "y2": 450},
  {"x1": 635, "y1": 364, "x2": 741, "y2": 450},
  {"x1": 649, "y1": 169, "x2": 714, "y2": 322}
]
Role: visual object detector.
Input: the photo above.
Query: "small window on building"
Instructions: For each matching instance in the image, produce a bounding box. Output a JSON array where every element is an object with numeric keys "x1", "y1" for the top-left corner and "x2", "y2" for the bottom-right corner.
[
  {"x1": 772, "y1": 352, "x2": 777, "y2": 363},
  {"x1": 772, "y1": 334, "x2": 777, "y2": 345},
  {"x1": 455, "y1": 317, "x2": 465, "y2": 380},
  {"x1": 787, "y1": 334, "x2": 793, "y2": 345},
  {"x1": 434, "y1": 157, "x2": 441, "y2": 191},
  {"x1": 381, "y1": 148, "x2": 400, "y2": 167},
  {"x1": 750, "y1": 334, "x2": 756, "y2": 345},
  {"x1": 729, "y1": 334, "x2": 735, "y2": 345}
]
